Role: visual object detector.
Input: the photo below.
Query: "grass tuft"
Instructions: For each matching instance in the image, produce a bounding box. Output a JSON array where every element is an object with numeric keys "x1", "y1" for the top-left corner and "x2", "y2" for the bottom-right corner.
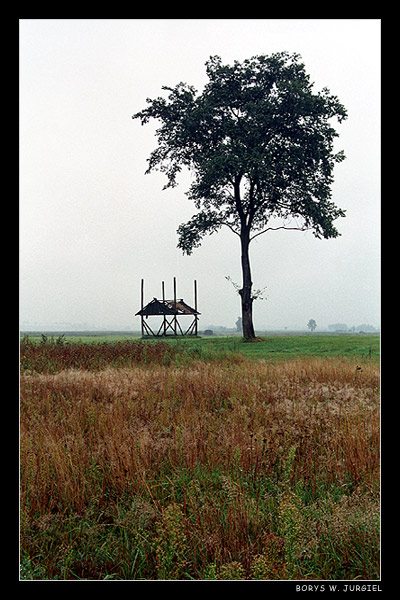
[{"x1": 20, "y1": 337, "x2": 380, "y2": 580}]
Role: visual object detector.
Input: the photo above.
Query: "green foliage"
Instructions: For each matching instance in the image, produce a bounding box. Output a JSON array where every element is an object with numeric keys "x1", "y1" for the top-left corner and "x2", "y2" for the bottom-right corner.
[
  {"x1": 133, "y1": 52, "x2": 347, "y2": 255},
  {"x1": 153, "y1": 504, "x2": 189, "y2": 580},
  {"x1": 20, "y1": 334, "x2": 380, "y2": 374},
  {"x1": 307, "y1": 319, "x2": 317, "y2": 331},
  {"x1": 20, "y1": 334, "x2": 380, "y2": 373}
]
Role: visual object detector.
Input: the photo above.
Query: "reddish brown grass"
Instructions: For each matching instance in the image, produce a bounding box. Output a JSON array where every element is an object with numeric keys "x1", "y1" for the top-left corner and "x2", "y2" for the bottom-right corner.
[{"x1": 20, "y1": 356, "x2": 380, "y2": 579}]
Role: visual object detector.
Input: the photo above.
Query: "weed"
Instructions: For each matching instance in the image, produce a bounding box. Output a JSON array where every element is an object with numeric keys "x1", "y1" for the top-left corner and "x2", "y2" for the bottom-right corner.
[
  {"x1": 20, "y1": 343, "x2": 380, "y2": 580},
  {"x1": 20, "y1": 339, "x2": 177, "y2": 373},
  {"x1": 153, "y1": 503, "x2": 189, "y2": 580},
  {"x1": 217, "y1": 561, "x2": 245, "y2": 580}
]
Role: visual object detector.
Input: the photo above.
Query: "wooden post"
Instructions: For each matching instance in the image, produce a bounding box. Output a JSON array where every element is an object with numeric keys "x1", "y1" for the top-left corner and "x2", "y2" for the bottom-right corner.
[
  {"x1": 162, "y1": 281, "x2": 166, "y2": 336},
  {"x1": 194, "y1": 279, "x2": 198, "y2": 336},
  {"x1": 141, "y1": 278, "x2": 144, "y2": 338},
  {"x1": 173, "y1": 277, "x2": 177, "y2": 336}
]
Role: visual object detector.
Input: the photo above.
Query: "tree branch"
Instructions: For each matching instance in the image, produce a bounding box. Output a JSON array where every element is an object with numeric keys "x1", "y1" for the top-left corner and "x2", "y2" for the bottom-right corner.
[
  {"x1": 233, "y1": 175, "x2": 245, "y2": 224},
  {"x1": 249, "y1": 224, "x2": 311, "y2": 242},
  {"x1": 221, "y1": 221, "x2": 241, "y2": 237}
]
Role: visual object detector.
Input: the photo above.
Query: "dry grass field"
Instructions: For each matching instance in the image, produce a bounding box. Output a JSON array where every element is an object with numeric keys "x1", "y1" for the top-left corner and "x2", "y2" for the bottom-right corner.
[{"x1": 20, "y1": 338, "x2": 380, "y2": 580}]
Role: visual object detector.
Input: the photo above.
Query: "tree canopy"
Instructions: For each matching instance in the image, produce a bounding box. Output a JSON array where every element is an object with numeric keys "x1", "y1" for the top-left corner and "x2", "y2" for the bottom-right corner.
[
  {"x1": 133, "y1": 52, "x2": 347, "y2": 251},
  {"x1": 133, "y1": 52, "x2": 347, "y2": 338}
]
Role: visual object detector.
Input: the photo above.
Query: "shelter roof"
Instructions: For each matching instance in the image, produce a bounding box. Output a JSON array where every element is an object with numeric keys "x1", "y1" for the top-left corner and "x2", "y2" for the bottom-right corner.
[{"x1": 136, "y1": 298, "x2": 200, "y2": 316}]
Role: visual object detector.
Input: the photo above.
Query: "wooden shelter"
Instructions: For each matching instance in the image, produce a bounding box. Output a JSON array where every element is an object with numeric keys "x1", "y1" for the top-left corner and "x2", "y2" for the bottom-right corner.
[{"x1": 136, "y1": 278, "x2": 200, "y2": 337}]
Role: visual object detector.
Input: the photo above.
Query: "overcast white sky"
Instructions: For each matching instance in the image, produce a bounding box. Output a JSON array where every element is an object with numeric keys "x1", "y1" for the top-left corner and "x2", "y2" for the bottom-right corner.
[{"x1": 20, "y1": 18, "x2": 380, "y2": 331}]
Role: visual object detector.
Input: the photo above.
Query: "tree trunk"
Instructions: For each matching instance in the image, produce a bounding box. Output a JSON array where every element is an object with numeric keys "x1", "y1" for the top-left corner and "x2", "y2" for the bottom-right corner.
[{"x1": 239, "y1": 232, "x2": 256, "y2": 340}]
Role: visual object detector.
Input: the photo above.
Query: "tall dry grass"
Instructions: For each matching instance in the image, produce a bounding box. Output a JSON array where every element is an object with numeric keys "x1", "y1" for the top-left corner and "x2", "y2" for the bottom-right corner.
[{"x1": 20, "y1": 355, "x2": 380, "y2": 580}]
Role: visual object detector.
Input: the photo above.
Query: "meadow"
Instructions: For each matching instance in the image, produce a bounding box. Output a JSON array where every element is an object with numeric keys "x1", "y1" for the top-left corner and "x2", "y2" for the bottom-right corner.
[{"x1": 20, "y1": 334, "x2": 380, "y2": 580}]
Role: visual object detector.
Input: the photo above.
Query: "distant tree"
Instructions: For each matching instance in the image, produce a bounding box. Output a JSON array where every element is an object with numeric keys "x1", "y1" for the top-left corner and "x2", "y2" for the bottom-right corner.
[
  {"x1": 307, "y1": 319, "x2": 317, "y2": 332},
  {"x1": 235, "y1": 316, "x2": 242, "y2": 332},
  {"x1": 133, "y1": 53, "x2": 347, "y2": 339}
]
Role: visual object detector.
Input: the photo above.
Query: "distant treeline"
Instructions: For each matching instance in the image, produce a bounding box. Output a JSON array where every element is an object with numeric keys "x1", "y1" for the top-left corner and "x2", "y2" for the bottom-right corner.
[{"x1": 328, "y1": 324, "x2": 379, "y2": 333}]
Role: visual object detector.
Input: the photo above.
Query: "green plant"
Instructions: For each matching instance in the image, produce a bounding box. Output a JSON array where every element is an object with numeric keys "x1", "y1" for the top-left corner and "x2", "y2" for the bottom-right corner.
[
  {"x1": 217, "y1": 561, "x2": 245, "y2": 580},
  {"x1": 153, "y1": 503, "x2": 189, "y2": 580},
  {"x1": 20, "y1": 555, "x2": 46, "y2": 580},
  {"x1": 20, "y1": 352, "x2": 380, "y2": 580},
  {"x1": 277, "y1": 489, "x2": 305, "y2": 578}
]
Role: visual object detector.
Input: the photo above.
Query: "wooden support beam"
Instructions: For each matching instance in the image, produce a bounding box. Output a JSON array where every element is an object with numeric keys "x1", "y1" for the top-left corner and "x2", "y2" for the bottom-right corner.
[
  {"x1": 141, "y1": 278, "x2": 144, "y2": 338},
  {"x1": 184, "y1": 318, "x2": 197, "y2": 336},
  {"x1": 176, "y1": 319, "x2": 184, "y2": 336},
  {"x1": 162, "y1": 281, "x2": 166, "y2": 336},
  {"x1": 194, "y1": 279, "x2": 198, "y2": 336},
  {"x1": 164, "y1": 318, "x2": 175, "y2": 334},
  {"x1": 142, "y1": 319, "x2": 156, "y2": 337},
  {"x1": 139, "y1": 276, "x2": 199, "y2": 338},
  {"x1": 173, "y1": 277, "x2": 177, "y2": 336}
]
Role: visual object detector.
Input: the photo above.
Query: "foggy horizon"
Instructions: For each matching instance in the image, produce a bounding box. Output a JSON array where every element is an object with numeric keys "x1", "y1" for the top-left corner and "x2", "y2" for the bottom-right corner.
[{"x1": 20, "y1": 19, "x2": 380, "y2": 334}]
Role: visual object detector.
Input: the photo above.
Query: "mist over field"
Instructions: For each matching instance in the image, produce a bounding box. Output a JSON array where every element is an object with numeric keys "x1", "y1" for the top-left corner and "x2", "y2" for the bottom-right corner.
[{"x1": 20, "y1": 19, "x2": 380, "y2": 333}]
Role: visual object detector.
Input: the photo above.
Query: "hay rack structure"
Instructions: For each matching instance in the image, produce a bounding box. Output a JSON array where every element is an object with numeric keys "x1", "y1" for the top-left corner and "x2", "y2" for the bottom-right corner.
[{"x1": 136, "y1": 278, "x2": 200, "y2": 338}]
